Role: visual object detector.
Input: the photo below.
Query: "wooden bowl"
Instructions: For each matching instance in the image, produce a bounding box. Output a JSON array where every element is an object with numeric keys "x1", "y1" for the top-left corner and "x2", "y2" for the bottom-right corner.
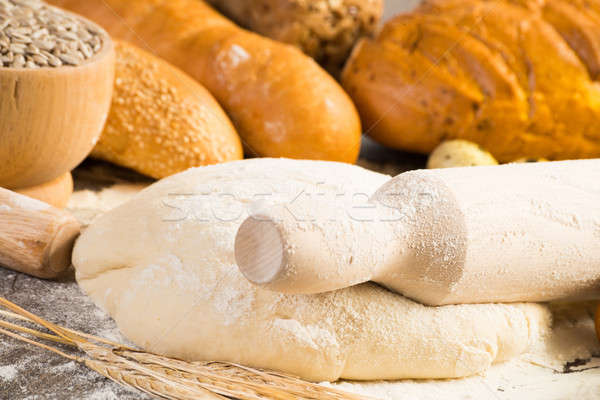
[{"x1": 0, "y1": 11, "x2": 114, "y2": 190}]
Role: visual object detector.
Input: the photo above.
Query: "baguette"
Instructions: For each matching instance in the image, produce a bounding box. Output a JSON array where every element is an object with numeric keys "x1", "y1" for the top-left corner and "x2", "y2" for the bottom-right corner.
[
  {"x1": 341, "y1": 0, "x2": 600, "y2": 161},
  {"x1": 94, "y1": 41, "x2": 242, "y2": 179},
  {"x1": 48, "y1": 0, "x2": 362, "y2": 163}
]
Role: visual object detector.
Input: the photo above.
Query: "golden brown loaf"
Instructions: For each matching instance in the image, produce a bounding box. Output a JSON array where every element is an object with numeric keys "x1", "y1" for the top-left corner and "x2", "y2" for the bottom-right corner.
[
  {"x1": 48, "y1": 0, "x2": 362, "y2": 163},
  {"x1": 206, "y1": 0, "x2": 384, "y2": 75},
  {"x1": 94, "y1": 41, "x2": 242, "y2": 179},
  {"x1": 342, "y1": 0, "x2": 600, "y2": 162}
]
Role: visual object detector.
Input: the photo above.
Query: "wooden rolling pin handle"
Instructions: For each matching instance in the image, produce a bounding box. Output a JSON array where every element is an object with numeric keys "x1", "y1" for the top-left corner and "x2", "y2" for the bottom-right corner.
[
  {"x1": 0, "y1": 187, "x2": 80, "y2": 279},
  {"x1": 235, "y1": 215, "x2": 287, "y2": 286},
  {"x1": 235, "y1": 160, "x2": 600, "y2": 305},
  {"x1": 235, "y1": 205, "x2": 393, "y2": 294}
]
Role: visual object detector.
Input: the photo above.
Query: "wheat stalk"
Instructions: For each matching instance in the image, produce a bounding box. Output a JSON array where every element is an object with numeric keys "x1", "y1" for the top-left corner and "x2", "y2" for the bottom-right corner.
[
  {"x1": 112, "y1": 350, "x2": 365, "y2": 400},
  {"x1": 0, "y1": 296, "x2": 376, "y2": 400},
  {"x1": 84, "y1": 358, "x2": 224, "y2": 400}
]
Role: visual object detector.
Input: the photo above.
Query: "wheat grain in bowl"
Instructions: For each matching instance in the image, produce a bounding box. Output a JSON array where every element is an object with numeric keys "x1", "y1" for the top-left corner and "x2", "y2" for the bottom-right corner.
[
  {"x1": 0, "y1": 0, "x2": 114, "y2": 189},
  {"x1": 0, "y1": 0, "x2": 103, "y2": 68}
]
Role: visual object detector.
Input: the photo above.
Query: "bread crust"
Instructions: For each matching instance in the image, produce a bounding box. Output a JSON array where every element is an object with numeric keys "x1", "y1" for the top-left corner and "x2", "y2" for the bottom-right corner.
[
  {"x1": 93, "y1": 41, "x2": 243, "y2": 179},
  {"x1": 49, "y1": 0, "x2": 362, "y2": 163},
  {"x1": 206, "y1": 0, "x2": 383, "y2": 75},
  {"x1": 342, "y1": 0, "x2": 600, "y2": 161}
]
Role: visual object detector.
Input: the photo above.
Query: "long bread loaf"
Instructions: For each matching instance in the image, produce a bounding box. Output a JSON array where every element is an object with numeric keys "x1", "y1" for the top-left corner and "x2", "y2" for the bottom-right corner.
[
  {"x1": 48, "y1": 0, "x2": 362, "y2": 163},
  {"x1": 95, "y1": 41, "x2": 242, "y2": 179},
  {"x1": 206, "y1": 0, "x2": 384, "y2": 75}
]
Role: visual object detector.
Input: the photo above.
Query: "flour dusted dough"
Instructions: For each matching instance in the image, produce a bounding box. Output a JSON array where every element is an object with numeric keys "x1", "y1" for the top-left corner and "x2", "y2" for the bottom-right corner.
[{"x1": 73, "y1": 158, "x2": 550, "y2": 382}]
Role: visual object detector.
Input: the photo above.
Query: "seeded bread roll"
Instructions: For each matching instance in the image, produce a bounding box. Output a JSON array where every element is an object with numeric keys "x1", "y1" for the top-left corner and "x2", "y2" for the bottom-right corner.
[
  {"x1": 48, "y1": 0, "x2": 362, "y2": 163},
  {"x1": 206, "y1": 0, "x2": 384, "y2": 75},
  {"x1": 427, "y1": 140, "x2": 498, "y2": 169},
  {"x1": 94, "y1": 41, "x2": 242, "y2": 179}
]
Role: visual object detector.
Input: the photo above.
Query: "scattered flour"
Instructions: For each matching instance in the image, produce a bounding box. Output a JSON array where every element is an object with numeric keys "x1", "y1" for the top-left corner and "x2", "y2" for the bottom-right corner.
[
  {"x1": 8, "y1": 195, "x2": 49, "y2": 211},
  {"x1": 0, "y1": 365, "x2": 18, "y2": 380},
  {"x1": 329, "y1": 358, "x2": 600, "y2": 400},
  {"x1": 272, "y1": 318, "x2": 338, "y2": 350},
  {"x1": 52, "y1": 361, "x2": 78, "y2": 373},
  {"x1": 327, "y1": 302, "x2": 600, "y2": 400},
  {"x1": 68, "y1": 184, "x2": 146, "y2": 226},
  {"x1": 82, "y1": 387, "x2": 120, "y2": 400}
]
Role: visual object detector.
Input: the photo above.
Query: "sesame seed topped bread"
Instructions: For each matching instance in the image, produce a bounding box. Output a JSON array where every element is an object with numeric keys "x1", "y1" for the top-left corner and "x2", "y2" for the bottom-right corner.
[
  {"x1": 342, "y1": 0, "x2": 600, "y2": 161},
  {"x1": 48, "y1": 0, "x2": 362, "y2": 164},
  {"x1": 93, "y1": 41, "x2": 242, "y2": 179},
  {"x1": 206, "y1": 0, "x2": 384, "y2": 75}
]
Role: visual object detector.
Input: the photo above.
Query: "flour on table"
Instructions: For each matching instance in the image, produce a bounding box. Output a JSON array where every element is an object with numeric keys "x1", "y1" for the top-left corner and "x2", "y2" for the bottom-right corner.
[
  {"x1": 68, "y1": 183, "x2": 146, "y2": 226},
  {"x1": 329, "y1": 302, "x2": 600, "y2": 400},
  {"x1": 0, "y1": 365, "x2": 18, "y2": 380}
]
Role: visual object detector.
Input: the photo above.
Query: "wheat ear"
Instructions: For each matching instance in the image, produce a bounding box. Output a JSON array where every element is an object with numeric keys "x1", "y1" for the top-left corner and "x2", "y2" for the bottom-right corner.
[{"x1": 0, "y1": 296, "x2": 377, "y2": 400}]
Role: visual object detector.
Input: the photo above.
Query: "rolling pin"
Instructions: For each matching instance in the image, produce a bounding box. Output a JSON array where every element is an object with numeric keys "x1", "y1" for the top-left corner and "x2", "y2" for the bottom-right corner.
[
  {"x1": 235, "y1": 160, "x2": 600, "y2": 305},
  {"x1": 0, "y1": 187, "x2": 80, "y2": 279}
]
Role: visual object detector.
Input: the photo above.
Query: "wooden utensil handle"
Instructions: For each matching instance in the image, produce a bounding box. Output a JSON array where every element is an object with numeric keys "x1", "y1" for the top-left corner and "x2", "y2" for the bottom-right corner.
[
  {"x1": 0, "y1": 187, "x2": 80, "y2": 279},
  {"x1": 236, "y1": 160, "x2": 600, "y2": 305}
]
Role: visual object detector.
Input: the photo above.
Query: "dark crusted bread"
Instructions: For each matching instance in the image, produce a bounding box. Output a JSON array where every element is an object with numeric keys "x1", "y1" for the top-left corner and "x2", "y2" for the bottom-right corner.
[{"x1": 206, "y1": 0, "x2": 383, "y2": 75}]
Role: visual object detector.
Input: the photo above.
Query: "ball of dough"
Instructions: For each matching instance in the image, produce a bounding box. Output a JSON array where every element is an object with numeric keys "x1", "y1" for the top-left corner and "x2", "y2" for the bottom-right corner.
[
  {"x1": 427, "y1": 140, "x2": 498, "y2": 169},
  {"x1": 73, "y1": 158, "x2": 550, "y2": 382}
]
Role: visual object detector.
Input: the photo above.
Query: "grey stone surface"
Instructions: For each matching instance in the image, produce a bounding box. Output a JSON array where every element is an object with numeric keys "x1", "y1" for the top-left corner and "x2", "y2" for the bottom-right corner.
[{"x1": 0, "y1": 270, "x2": 152, "y2": 400}]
